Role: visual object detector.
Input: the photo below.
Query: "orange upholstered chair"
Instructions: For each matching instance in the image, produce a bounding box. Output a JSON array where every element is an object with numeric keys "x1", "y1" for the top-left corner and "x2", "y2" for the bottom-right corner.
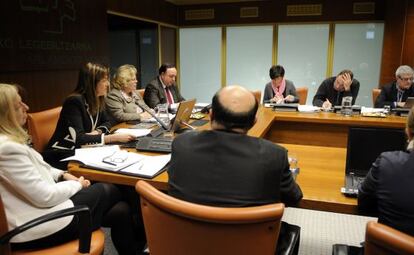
[
  {"x1": 251, "y1": 90, "x2": 262, "y2": 103},
  {"x1": 27, "y1": 107, "x2": 61, "y2": 153},
  {"x1": 296, "y1": 87, "x2": 308, "y2": 105},
  {"x1": 372, "y1": 88, "x2": 381, "y2": 107},
  {"x1": 0, "y1": 195, "x2": 105, "y2": 255},
  {"x1": 364, "y1": 221, "x2": 414, "y2": 255},
  {"x1": 136, "y1": 180, "x2": 285, "y2": 255},
  {"x1": 137, "y1": 89, "x2": 145, "y2": 98}
]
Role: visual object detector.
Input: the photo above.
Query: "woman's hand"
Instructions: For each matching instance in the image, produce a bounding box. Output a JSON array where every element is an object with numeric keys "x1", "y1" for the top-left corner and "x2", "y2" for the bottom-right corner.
[
  {"x1": 77, "y1": 176, "x2": 91, "y2": 188},
  {"x1": 105, "y1": 133, "x2": 136, "y2": 144}
]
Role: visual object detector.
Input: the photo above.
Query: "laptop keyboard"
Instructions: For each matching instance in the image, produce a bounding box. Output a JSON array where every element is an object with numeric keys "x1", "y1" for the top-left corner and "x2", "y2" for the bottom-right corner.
[{"x1": 136, "y1": 137, "x2": 172, "y2": 153}]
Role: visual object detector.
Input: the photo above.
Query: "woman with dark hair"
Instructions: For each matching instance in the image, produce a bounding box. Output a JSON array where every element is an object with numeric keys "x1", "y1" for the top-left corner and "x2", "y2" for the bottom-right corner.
[
  {"x1": 263, "y1": 65, "x2": 299, "y2": 104},
  {"x1": 0, "y1": 83, "x2": 141, "y2": 254},
  {"x1": 43, "y1": 62, "x2": 135, "y2": 169}
]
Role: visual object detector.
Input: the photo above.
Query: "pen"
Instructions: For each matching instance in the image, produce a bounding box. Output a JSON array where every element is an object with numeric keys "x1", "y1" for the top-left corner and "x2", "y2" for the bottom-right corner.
[{"x1": 102, "y1": 159, "x2": 117, "y2": 166}]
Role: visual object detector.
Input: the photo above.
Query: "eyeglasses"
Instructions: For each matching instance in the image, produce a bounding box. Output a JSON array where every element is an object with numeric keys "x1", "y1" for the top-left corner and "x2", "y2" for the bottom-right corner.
[
  {"x1": 102, "y1": 151, "x2": 128, "y2": 165},
  {"x1": 398, "y1": 76, "x2": 414, "y2": 82}
]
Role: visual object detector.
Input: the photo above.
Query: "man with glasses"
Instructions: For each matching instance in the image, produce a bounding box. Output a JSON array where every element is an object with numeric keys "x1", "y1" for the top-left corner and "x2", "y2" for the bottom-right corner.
[{"x1": 375, "y1": 65, "x2": 414, "y2": 108}]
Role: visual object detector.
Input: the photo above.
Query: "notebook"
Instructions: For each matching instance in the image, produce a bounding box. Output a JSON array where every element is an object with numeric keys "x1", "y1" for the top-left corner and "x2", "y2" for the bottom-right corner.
[{"x1": 342, "y1": 127, "x2": 406, "y2": 196}]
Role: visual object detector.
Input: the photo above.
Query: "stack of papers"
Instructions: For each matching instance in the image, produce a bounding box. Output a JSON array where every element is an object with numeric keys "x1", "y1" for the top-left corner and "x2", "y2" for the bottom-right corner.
[
  {"x1": 298, "y1": 105, "x2": 320, "y2": 113},
  {"x1": 62, "y1": 145, "x2": 171, "y2": 178}
]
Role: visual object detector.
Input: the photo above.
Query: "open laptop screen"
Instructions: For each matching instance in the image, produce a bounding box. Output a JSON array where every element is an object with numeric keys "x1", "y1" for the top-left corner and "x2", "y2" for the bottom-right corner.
[
  {"x1": 170, "y1": 99, "x2": 196, "y2": 132},
  {"x1": 345, "y1": 127, "x2": 406, "y2": 176}
]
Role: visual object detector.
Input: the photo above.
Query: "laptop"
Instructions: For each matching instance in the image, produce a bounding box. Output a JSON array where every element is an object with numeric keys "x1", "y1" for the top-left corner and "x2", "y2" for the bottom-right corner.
[
  {"x1": 136, "y1": 99, "x2": 196, "y2": 153},
  {"x1": 342, "y1": 127, "x2": 406, "y2": 196},
  {"x1": 403, "y1": 97, "x2": 414, "y2": 108}
]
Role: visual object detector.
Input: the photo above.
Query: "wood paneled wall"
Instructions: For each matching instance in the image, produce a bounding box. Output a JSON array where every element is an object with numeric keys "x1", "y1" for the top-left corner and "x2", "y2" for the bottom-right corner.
[
  {"x1": 1, "y1": 0, "x2": 413, "y2": 111},
  {"x1": 177, "y1": 0, "x2": 386, "y2": 25},
  {"x1": 0, "y1": 0, "x2": 109, "y2": 112},
  {"x1": 106, "y1": 0, "x2": 178, "y2": 25}
]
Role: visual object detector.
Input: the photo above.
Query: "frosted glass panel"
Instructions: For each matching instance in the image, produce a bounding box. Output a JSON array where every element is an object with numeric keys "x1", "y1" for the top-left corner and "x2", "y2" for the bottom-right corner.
[
  {"x1": 179, "y1": 27, "x2": 221, "y2": 103},
  {"x1": 226, "y1": 26, "x2": 273, "y2": 100},
  {"x1": 333, "y1": 23, "x2": 384, "y2": 107},
  {"x1": 278, "y1": 24, "x2": 330, "y2": 105}
]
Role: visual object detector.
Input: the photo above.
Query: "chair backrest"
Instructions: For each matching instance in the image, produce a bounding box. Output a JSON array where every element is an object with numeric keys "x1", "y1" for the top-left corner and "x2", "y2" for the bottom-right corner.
[
  {"x1": 137, "y1": 89, "x2": 145, "y2": 98},
  {"x1": 251, "y1": 90, "x2": 262, "y2": 103},
  {"x1": 372, "y1": 88, "x2": 381, "y2": 107},
  {"x1": 296, "y1": 87, "x2": 308, "y2": 105},
  {"x1": 27, "y1": 107, "x2": 62, "y2": 152},
  {"x1": 364, "y1": 221, "x2": 414, "y2": 255},
  {"x1": 0, "y1": 196, "x2": 11, "y2": 255},
  {"x1": 0, "y1": 194, "x2": 105, "y2": 255},
  {"x1": 136, "y1": 180, "x2": 284, "y2": 255}
]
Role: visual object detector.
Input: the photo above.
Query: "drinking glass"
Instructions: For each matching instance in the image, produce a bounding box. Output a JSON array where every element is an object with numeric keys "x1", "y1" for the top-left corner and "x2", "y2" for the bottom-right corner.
[{"x1": 341, "y1": 96, "x2": 353, "y2": 116}]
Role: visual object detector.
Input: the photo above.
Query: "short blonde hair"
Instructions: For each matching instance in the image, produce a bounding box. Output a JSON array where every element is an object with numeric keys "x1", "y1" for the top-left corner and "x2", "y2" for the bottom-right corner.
[
  {"x1": 0, "y1": 83, "x2": 29, "y2": 144},
  {"x1": 112, "y1": 65, "x2": 137, "y2": 90}
]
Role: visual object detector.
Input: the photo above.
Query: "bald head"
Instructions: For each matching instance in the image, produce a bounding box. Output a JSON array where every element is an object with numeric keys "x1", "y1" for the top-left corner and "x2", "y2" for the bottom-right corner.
[
  {"x1": 218, "y1": 85, "x2": 257, "y2": 114},
  {"x1": 211, "y1": 85, "x2": 258, "y2": 132}
]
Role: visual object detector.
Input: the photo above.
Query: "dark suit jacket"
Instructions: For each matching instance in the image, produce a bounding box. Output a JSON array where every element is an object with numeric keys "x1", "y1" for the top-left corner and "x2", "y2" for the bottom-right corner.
[
  {"x1": 358, "y1": 150, "x2": 414, "y2": 236},
  {"x1": 312, "y1": 76, "x2": 360, "y2": 107},
  {"x1": 143, "y1": 77, "x2": 185, "y2": 108},
  {"x1": 168, "y1": 130, "x2": 303, "y2": 207},
  {"x1": 374, "y1": 81, "x2": 414, "y2": 108},
  {"x1": 43, "y1": 95, "x2": 112, "y2": 168}
]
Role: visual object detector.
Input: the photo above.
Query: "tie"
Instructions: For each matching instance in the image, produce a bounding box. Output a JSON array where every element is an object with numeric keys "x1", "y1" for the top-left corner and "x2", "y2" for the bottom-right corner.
[{"x1": 165, "y1": 87, "x2": 174, "y2": 104}]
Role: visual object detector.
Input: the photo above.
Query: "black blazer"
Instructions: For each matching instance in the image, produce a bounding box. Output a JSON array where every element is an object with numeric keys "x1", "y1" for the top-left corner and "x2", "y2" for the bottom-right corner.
[
  {"x1": 43, "y1": 95, "x2": 112, "y2": 168},
  {"x1": 358, "y1": 149, "x2": 414, "y2": 236},
  {"x1": 143, "y1": 77, "x2": 185, "y2": 108},
  {"x1": 375, "y1": 81, "x2": 414, "y2": 108},
  {"x1": 168, "y1": 130, "x2": 303, "y2": 207}
]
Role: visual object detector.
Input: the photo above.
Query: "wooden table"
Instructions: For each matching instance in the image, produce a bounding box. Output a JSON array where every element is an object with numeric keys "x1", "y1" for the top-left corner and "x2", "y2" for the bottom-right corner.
[{"x1": 69, "y1": 107, "x2": 406, "y2": 214}]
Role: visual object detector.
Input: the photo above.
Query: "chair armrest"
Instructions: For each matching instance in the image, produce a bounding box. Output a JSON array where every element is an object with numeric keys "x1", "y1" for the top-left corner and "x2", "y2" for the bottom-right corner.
[{"x1": 0, "y1": 205, "x2": 92, "y2": 253}]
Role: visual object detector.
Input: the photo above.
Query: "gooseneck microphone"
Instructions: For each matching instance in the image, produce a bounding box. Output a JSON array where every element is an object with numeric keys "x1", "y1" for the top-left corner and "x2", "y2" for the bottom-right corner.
[{"x1": 137, "y1": 101, "x2": 170, "y2": 130}]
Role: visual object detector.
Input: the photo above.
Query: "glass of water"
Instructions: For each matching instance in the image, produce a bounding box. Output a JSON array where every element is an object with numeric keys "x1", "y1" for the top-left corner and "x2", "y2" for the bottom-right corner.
[
  {"x1": 156, "y1": 103, "x2": 170, "y2": 126},
  {"x1": 341, "y1": 96, "x2": 353, "y2": 116}
]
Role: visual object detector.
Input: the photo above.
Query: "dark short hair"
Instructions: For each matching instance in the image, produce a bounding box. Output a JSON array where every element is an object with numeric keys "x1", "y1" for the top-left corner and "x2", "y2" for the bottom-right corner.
[
  {"x1": 211, "y1": 91, "x2": 258, "y2": 131},
  {"x1": 337, "y1": 69, "x2": 354, "y2": 80},
  {"x1": 159, "y1": 63, "x2": 176, "y2": 75},
  {"x1": 269, "y1": 65, "x2": 285, "y2": 79}
]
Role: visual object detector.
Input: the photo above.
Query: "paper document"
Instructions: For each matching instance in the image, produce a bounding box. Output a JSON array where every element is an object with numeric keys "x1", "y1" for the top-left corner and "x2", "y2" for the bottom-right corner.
[
  {"x1": 62, "y1": 145, "x2": 170, "y2": 178},
  {"x1": 298, "y1": 105, "x2": 320, "y2": 113},
  {"x1": 62, "y1": 145, "x2": 144, "y2": 171},
  {"x1": 121, "y1": 154, "x2": 171, "y2": 178},
  {"x1": 114, "y1": 128, "x2": 151, "y2": 137}
]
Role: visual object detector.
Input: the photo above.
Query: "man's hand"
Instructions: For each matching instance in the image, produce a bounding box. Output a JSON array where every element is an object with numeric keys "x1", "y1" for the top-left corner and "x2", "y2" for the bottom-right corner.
[
  {"x1": 342, "y1": 73, "x2": 352, "y2": 91},
  {"x1": 322, "y1": 99, "x2": 332, "y2": 109}
]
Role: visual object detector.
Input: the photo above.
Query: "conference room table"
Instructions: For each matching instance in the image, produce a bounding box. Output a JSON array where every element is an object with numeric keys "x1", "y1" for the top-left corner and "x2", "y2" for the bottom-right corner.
[{"x1": 69, "y1": 106, "x2": 406, "y2": 215}]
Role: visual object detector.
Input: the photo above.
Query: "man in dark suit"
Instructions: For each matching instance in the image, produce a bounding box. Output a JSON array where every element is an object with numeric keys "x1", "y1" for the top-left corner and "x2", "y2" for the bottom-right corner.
[
  {"x1": 143, "y1": 63, "x2": 185, "y2": 108},
  {"x1": 168, "y1": 85, "x2": 302, "y2": 207},
  {"x1": 374, "y1": 65, "x2": 414, "y2": 108},
  {"x1": 358, "y1": 107, "x2": 414, "y2": 236}
]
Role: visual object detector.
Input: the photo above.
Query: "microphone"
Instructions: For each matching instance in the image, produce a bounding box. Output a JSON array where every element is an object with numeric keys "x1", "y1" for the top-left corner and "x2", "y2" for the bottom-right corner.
[{"x1": 137, "y1": 101, "x2": 170, "y2": 130}]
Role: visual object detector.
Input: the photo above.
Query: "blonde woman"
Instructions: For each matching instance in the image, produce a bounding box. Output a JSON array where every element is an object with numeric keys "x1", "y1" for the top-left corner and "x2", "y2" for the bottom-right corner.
[
  {"x1": 0, "y1": 83, "x2": 142, "y2": 254},
  {"x1": 105, "y1": 64, "x2": 152, "y2": 123}
]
